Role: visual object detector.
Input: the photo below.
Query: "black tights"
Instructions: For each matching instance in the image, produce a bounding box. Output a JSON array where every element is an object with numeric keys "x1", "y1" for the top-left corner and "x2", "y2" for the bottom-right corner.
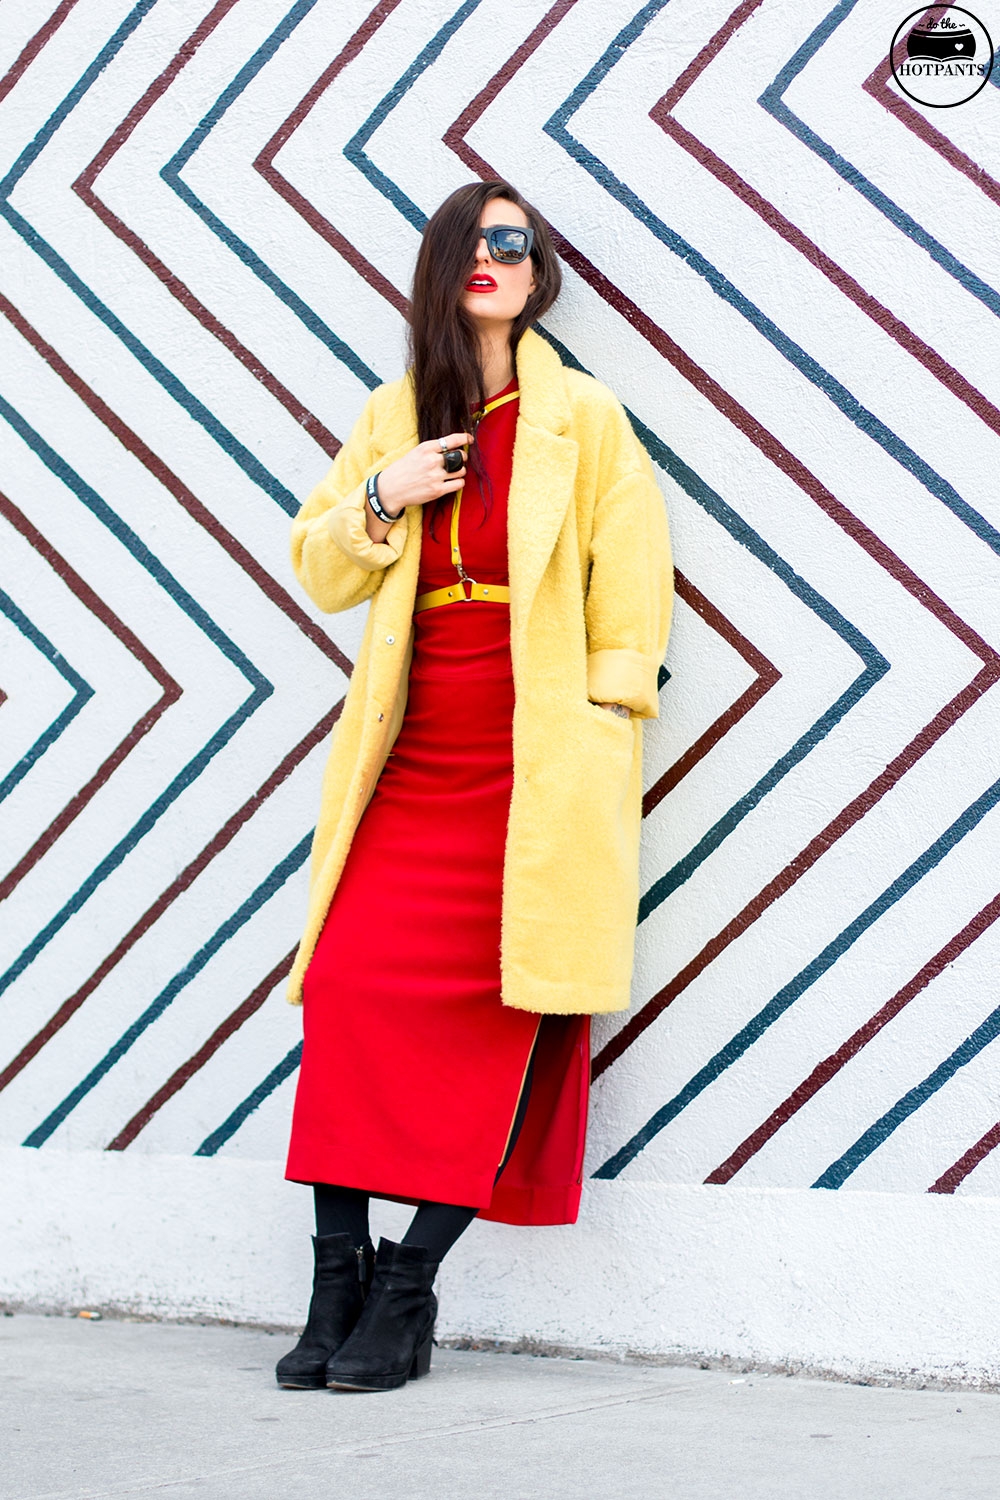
[{"x1": 313, "y1": 1047, "x2": 535, "y2": 1264}]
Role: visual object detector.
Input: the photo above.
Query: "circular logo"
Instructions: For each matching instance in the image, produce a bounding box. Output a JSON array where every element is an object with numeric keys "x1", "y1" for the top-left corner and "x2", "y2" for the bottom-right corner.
[{"x1": 890, "y1": 6, "x2": 994, "y2": 107}]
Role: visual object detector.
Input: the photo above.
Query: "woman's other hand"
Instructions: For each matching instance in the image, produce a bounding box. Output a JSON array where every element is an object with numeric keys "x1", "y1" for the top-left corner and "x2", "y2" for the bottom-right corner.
[{"x1": 365, "y1": 434, "x2": 472, "y2": 542}]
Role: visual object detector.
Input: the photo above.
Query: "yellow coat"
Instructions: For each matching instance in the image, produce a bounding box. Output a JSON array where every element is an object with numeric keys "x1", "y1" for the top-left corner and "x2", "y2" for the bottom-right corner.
[{"x1": 287, "y1": 328, "x2": 673, "y2": 1015}]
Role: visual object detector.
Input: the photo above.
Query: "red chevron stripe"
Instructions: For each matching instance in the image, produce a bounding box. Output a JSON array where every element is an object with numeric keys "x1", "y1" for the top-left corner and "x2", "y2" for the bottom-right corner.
[
  {"x1": 254, "y1": 0, "x2": 408, "y2": 317},
  {"x1": 0, "y1": 296, "x2": 350, "y2": 1093},
  {"x1": 73, "y1": 0, "x2": 341, "y2": 456},
  {"x1": 236, "y1": 0, "x2": 776, "y2": 831},
  {"x1": 447, "y1": 0, "x2": 579, "y2": 156},
  {"x1": 0, "y1": 483, "x2": 180, "y2": 902},
  {"x1": 643, "y1": 570, "x2": 780, "y2": 817},
  {"x1": 930, "y1": 1103, "x2": 1000, "y2": 1193},
  {"x1": 39, "y1": 3, "x2": 421, "y2": 1144},
  {"x1": 445, "y1": 1, "x2": 783, "y2": 819},
  {"x1": 0, "y1": 0, "x2": 78, "y2": 106},
  {"x1": 708, "y1": 888, "x2": 1000, "y2": 1185},
  {"x1": 444, "y1": 2, "x2": 1000, "y2": 1080},
  {"x1": 106, "y1": 948, "x2": 295, "y2": 1151},
  {"x1": 650, "y1": 1, "x2": 1000, "y2": 437},
  {"x1": 0, "y1": 705, "x2": 338, "y2": 1098},
  {"x1": 597, "y1": 668, "x2": 998, "y2": 1077},
  {"x1": 864, "y1": 14, "x2": 1000, "y2": 210},
  {"x1": 0, "y1": 297, "x2": 348, "y2": 674}
]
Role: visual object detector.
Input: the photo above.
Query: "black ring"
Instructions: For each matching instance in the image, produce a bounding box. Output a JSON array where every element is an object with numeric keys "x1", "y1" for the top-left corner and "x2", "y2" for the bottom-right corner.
[{"x1": 442, "y1": 448, "x2": 464, "y2": 475}]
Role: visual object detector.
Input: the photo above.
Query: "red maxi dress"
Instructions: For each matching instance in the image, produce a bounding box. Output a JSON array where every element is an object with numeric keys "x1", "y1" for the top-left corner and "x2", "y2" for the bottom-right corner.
[{"x1": 286, "y1": 381, "x2": 591, "y2": 1224}]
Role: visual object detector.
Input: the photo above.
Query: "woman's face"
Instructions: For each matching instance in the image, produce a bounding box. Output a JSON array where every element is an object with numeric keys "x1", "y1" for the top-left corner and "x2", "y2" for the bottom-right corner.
[{"x1": 460, "y1": 199, "x2": 536, "y2": 331}]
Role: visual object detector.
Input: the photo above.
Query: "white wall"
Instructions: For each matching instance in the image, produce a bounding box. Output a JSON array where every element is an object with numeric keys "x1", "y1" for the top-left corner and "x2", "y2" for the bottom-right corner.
[{"x1": 3, "y1": 0, "x2": 1000, "y2": 1381}]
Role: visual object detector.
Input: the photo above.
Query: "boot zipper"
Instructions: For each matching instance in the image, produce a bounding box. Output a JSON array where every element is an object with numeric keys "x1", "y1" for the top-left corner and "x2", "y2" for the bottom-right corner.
[{"x1": 356, "y1": 1246, "x2": 367, "y2": 1286}]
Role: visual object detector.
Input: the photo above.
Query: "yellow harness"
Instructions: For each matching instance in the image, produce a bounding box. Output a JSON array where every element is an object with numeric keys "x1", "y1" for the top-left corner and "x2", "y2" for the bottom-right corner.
[{"x1": 413, "y1": 389, "x2": 519, "y2": 614}]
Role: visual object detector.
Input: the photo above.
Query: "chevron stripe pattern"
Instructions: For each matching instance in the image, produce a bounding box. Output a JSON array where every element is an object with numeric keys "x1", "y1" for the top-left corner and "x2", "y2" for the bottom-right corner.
[{"x1": 3, "y1": 0, "x2": 999, "y2": 1202}]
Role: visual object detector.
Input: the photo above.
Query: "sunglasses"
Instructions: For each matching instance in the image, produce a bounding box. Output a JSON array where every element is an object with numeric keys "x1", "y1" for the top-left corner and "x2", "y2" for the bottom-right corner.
[{"x1": 477, "y1": 224, "x2": 535, "y2": 264}]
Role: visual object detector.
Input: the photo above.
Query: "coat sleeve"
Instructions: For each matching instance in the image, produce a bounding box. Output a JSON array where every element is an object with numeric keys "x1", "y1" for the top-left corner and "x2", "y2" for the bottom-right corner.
[
  {"x1": 584, "y1": 418, "x2": 674, "y2": 719},
  {"x1": 290, "y1": 390, "x2": 410, "y2": 614}
]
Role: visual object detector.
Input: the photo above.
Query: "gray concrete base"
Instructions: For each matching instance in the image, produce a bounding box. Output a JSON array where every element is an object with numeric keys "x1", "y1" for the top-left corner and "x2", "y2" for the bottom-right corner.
[{"x1": 4, "y1": 1313, "x2": 1000, "y2": 1499}]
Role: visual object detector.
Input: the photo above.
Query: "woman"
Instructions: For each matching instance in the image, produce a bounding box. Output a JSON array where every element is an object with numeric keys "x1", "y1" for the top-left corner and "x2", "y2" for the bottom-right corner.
[{"x1": 278, "y1": 181, "x2": 673, "y2": 1393}]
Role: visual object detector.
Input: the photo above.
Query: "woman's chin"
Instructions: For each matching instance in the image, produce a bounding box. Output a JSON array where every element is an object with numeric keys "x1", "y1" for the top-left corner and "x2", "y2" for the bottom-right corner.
[{"x1": 462, "y1": 303, "x2": 516, "y2": 333}]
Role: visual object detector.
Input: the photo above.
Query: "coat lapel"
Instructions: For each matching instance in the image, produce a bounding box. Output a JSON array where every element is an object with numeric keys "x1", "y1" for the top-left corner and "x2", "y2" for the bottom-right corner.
[{"x1": 507, "y1": 331, "x2": 578, "y2": 630}]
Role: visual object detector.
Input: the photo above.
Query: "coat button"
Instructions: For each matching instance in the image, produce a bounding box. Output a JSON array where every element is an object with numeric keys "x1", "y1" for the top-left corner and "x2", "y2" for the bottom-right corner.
[
  {"x1": 385, "y1": 634, "x2": 395, "y2": 644},
  {"x1": 378, "y1": 712, "x2": 384, "y2": 721}
]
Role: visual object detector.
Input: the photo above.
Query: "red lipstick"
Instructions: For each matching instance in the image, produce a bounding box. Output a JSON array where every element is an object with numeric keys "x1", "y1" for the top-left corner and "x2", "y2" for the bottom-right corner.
[{"x1": 465, "y1": 273, "x2": 497, "y2": 292}]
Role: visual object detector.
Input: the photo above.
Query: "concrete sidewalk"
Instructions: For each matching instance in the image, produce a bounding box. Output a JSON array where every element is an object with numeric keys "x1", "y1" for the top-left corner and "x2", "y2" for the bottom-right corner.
[{"x1": 3, "y1": 1313, "x2": 1000, "y2": 1500}]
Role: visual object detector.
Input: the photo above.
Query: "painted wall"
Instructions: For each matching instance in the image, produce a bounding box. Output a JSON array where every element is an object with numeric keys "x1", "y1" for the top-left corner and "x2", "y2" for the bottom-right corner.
[{"x1": 4, "y1": 0, "x2": 1000, "y2": 1382}]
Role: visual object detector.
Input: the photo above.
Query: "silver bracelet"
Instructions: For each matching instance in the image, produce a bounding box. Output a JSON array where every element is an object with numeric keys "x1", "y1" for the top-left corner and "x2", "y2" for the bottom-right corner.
[{"x1": 365, "y1": 471, "x2": 403, "y2": 524}]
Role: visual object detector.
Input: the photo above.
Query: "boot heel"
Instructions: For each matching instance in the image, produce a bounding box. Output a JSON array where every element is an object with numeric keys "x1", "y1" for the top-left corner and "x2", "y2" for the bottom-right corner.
[
  {"x1": 324, "y1": 1239, "x2": 440, "y2": 1392},
  {"x1": 409, "y1": 1333, "x2": 433, "y2": 1380}
]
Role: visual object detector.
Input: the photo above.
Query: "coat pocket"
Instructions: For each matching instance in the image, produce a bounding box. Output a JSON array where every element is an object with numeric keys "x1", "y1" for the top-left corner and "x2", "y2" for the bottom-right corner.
[
  {"x1": 549, "y1": 702, "x2": 641, "y2": 949},
  {"x1": 578, "y1": 700, "x2": 639, "y2": 828},
  {"x1": 584, "y1": 698, "x2": 635, "y2": 742}
]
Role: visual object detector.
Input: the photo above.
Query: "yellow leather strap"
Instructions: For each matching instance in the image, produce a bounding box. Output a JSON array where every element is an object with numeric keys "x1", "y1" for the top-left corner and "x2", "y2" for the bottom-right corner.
[
  {"x1": 473, "y1": 389, "x2": 521, "y2": 421},
  {"x1": 418, "y1": 388, "x2": 518, "y2": 613},
  {"x1": 414, "y1": 580, "x2": 511, "y2": 613},
  {"x1": 449, "y1": 473, "x2": 462, "y2": 572},
  {"x1": 449, "y1": 388, "x2": 520, "y2": 578}
]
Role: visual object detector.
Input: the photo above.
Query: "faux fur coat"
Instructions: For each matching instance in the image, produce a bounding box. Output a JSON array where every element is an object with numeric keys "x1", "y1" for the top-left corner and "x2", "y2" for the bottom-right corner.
[{"x1": 287, "y1": 328, "x2": 673, "y2": 1014}]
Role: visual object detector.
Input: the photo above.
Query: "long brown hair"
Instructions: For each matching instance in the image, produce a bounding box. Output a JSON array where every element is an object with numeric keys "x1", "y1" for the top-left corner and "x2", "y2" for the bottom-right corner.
[{"x1": 407, "y1": 180, "x2": 561, "y2": 526}]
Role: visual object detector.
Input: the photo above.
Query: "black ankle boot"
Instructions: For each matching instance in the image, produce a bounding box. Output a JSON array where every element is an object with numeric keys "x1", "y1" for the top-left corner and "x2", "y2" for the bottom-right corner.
[
  {"x1": 325, "y1": 1238, "x2": 439, "y2": 1392},
  {"x1": 275, "y1": 1233, "x2": 375, "y2": 1389}
]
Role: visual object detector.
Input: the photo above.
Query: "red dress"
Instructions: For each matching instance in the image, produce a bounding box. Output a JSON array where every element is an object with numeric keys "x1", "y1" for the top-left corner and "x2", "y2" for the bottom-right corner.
[{"x1": 285, "y1": 382, "x2": 590, "y2": 1224}]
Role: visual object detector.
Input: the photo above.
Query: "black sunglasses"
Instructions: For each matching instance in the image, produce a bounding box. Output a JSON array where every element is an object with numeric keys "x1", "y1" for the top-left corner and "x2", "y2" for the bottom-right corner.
[{"x1": 477, "y1": 224, "x2": 535, "y2": 264}]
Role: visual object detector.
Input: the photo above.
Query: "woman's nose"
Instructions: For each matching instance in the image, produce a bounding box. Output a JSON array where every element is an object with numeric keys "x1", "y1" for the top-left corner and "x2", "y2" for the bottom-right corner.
[{"x1": 475, "y1": 236, "x2": 491, "y2": 265}]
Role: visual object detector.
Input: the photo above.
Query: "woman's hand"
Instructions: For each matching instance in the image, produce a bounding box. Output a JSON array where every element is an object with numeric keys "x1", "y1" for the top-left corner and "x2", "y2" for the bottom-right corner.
[{"x1": 365, "y1": 433, "x2": 472, "y2": 542}]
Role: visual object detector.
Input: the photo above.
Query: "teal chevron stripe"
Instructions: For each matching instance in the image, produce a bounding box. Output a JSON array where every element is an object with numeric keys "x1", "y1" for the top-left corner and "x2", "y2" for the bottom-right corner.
[
  {"x1": 0, "y1": 0, "x2": 299, "y2": 513},
  {"x1": 596, "y1": 769, "x2": 1000, "y2": 1178},
  {"x1": 544, "y1": 0, "x2": 1000, "y2": 556},
  {"x1": 0, "y1": 586, "x2": 92, "y2": 803},
  {"x1": 195, "y1": 1041, "x2": 302, "y2": 1157},
  {"x1": 763, "y1": 0, "x2": 1000, "y2": 324},
  {"x1": 538, "y1": 333, "x2": 886, "y2": 921},
  {"x1": 163, "y1": 0, "x2": 382, "y2": 393},
  {"x1": 0, "y1": 392, "x2": 271, "y2": 999},
  {"x1": 23, "y1": 835, "x2": 311, "y2": 1147}
]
